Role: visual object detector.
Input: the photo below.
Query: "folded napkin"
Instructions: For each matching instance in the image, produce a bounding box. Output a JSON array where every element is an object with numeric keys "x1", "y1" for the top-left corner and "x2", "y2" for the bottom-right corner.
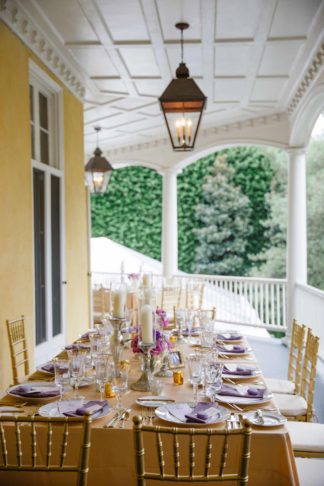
[
  {"x1": 217, "y1": 333, "x2": 242, "y2": 341},
  {"x1": 185, "y1": 402, "x2": 220, "y2": 424},
  {"x1": 217, "y1": 345, "x2": 246, "y2": 354},
  {"x1": 12, "y1": 385, "x2": 60, "y2": 398},
  {"x1": 41, "y1": 363, "x2": 55, "y2": 373},
  {"x1": 218, "y1": 384, "x2": 265, "y2": 399},
  {"x1": 223, "y1": 365, "x2": 253, "y2": 376},
  {"x1": 63, "y1": 400, "x2": 109, "y2": 418}
]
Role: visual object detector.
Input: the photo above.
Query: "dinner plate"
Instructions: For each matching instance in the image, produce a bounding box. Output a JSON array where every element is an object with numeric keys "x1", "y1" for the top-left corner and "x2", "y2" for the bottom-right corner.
[
  {"x1": 38, "y1": 400, "x2": 111, "y2": 420},
  {"x1": 216, "y1": 332, "x2": 244, "y2": 343},
  {"x1": 8, "y1": 382, "x2": 61, "y2": 402},
  {"x1": 217, "y1": 346, "x2": 252, "y2": 356},
  {"x1": 36, "y1": 363, "x2": 55, "y2": 375},
  {"x1": 136, "y1": 396, "x2": 175, "y2": 408},
  {"x1": 215, "y1": 386, "x2": 272, "y2": 405},
  {"x1": 244, "y1": 410, "x2": 287, "y2": 427},
  {"x1": 155, "y1": 403, "x2": 230, "y2": 425},
  {"x1": 222, "y1": 364, "x2": 261, "y2": 380}
]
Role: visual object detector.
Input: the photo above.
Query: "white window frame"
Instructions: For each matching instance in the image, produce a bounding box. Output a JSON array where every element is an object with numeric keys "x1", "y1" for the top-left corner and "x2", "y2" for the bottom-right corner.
[{"x1": 29, "y1": 60, "x2": 66, "y2": 365}]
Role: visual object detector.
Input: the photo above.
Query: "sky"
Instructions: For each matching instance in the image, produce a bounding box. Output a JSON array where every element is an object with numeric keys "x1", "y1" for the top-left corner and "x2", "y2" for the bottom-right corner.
[{"x1": 312, "y1": 113, "x2": 324, "y2": 138}]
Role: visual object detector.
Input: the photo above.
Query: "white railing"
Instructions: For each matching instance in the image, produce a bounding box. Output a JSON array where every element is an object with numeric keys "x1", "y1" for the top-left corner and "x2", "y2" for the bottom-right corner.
[
  {"x1": 294, "y1": 283, "x2": 324, "y2": 361},
  {"x1": 92, "y1": 271, "x2": 287, "y2": 333}
]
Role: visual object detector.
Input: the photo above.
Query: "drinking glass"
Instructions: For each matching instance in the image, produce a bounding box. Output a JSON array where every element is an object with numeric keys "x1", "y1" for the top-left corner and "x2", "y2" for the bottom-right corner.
[
  {"x1": 95, "y1": 354, "x2": 112, "y2": 401},
  {"x1": 112, "y1": 363, "x2": 129, "y2": 409},
  {"x1": 54, "y1": 358, "x2": 70, "y2": 401},
  {"x1": 205, "y1": 363, "x2": 224, "y2": 402},
  {"x1": 68, "y1": 348, "x2": 86, "y2": 400},
  {"x1": 187, "y1": 354, "x2": 203, "y2": 407}
]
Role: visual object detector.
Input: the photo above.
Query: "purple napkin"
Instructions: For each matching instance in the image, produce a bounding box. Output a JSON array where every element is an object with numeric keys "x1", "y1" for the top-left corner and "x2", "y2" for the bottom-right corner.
[
  {"x1": 217, "y1": 345, "x2": 246, "y2": 354},
  {"x1": 217, "y1": 333, "x2": 242, "y2": 341},
  {"x1": 185, "y1": 403, "x2": 220, "y2": 424},
  {"x1": 41, "y1": 363, "x2": 55, "y2": 373},
  {"x1": 223, "y1": 365, "x2": 253, "y2": 376},
  {"x1": 218, "y1": 384, "x2": 265, "y2": 399},
  {"x1": 63, "y1": 400, "x2": 109, "y2": 418},
  {"x1": 12, "y1": 385, "x2": 60, "y2": 398}
]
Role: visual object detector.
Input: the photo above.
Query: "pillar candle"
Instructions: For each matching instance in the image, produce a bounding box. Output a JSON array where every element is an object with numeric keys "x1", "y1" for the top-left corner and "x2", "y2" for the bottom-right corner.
[
  {"x1": 143, "y1": 288, "x2": 152, "y2": 305},
  {"x1": 141, "y1": 304, "x2": 154, "y2": 344},
  {"x1": 112, "y1": 289, "x2": 126, "y2": 318}
]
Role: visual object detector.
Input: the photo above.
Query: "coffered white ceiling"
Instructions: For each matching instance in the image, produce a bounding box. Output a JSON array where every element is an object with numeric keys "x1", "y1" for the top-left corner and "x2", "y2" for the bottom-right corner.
[{"x1": 16, "y1": 0, "x2": 324, "y2": 156}]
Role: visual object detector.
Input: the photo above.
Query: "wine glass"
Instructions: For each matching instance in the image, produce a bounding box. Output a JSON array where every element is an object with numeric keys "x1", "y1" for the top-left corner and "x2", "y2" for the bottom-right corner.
[
  {"x1": 187, "y1": 354, "x2": 203, "y2": 407},
  {"x1": 95, "y1": 354, "x2": 112, "y2": 401},
  {"x1": 112, "y1": 363, "x2": 129, "y2": 409},
  {"x1": 68, "y1": 348, "x2": 86, "y2": 400},
  {"x1": 54, "y1": 358, "x2": 70, "y2": 402}
]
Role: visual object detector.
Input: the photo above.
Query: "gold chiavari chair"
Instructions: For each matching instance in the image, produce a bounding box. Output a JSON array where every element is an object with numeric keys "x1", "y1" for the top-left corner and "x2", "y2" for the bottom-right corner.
[
  {"x1": 185, "y1": 282, "x2": 205, "y2": 309},
  {"x1": 133, "y1": 415, "x2": 252, "y2": 485},
  {"x1": 6, "y1": 316, "x2": 29, "y2": 385},
  {"x1": 274, "y1": 327, "x2": 319, "y2": 422},
  {"x1": 92, "y1": 286, "x2": 111, "y2": 323},
  {"x1": 161, "y1": 286, "x2": 182, "y2": 320},
  {"x1": 0, "y1": 414, "x2": 92, "y2": 486},
  {"x1": 265, "y1": 319, "x2": 306, "y2": 394}
]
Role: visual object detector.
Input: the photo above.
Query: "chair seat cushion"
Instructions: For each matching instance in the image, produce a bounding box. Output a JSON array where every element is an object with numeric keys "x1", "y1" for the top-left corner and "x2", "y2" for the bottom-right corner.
[
  {"x1": 273, "y1": 393, "x2": 307, "y2": 416},
  {"x1": 264, "y1": 377, "x2": 295, "y2": 394},
  {"x1": 295, "y1": 458, "x2": 324, "y2": 485},
  {"x1": 286, "y1": 422, "x2": 324, "y2": 452}
]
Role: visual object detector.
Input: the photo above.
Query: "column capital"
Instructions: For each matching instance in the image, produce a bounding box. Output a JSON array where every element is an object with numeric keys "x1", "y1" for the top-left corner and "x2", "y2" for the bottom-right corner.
[
  {"x1": 286, "y1": 146, "x2": 307, "y2": 157},
  {"x1": 157, "y1": 166, "x2": 183, "y2": 177}
]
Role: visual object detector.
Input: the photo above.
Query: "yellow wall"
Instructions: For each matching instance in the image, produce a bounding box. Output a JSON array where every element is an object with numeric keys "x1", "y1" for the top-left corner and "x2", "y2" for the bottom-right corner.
[{"x1": 0, "y1": 22, "x2": 90, "y2": 389}]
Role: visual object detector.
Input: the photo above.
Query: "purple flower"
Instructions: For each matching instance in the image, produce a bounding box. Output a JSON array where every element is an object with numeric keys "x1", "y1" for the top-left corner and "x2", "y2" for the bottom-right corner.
[{"x1": 128, "y1": 273, "x2": 140, "y2": 281}]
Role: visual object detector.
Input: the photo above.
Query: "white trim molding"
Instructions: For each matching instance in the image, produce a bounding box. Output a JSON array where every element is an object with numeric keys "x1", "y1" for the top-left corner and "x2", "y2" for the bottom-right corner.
[{"x1": 0, "y1": 0, "x2": 86, "y2": 100}]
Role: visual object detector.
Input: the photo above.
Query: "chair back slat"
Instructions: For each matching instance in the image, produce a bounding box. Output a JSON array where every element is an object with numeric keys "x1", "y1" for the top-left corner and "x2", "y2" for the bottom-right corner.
[
  {"x1": 161, "y1": 287, "x2": 182, "y2": 316},
  {"x1": 300, "y1": 328, "x2": 319, "y2": 421},
  {"x1": 0, "y1": 414, "x2": 92, "y2": 485},
  {"x1": 287, "y1": 319, "x2": 306, "y2": 393},
  {"x1": 133, "y1": 416, "x2": 252, "y2": 484},
  {"x1": 6, "y1": 316, "x2": 30, "y2": 385}
]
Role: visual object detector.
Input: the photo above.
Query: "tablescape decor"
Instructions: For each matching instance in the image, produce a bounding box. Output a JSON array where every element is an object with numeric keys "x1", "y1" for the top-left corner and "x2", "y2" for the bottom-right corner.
[
  {"x1": 187, "y1": 354, "x2": 203, "y2": 406},
  {"x1": 104, "y1": 408, "x2": 128, "y2": 428},
  {"x1": 109, "y1": 316, "x2": 126, "y2": 375},
  {"x1": 38, "y1": 399, "x2": 110, "y2": 420},
  {"x1": 8, "y1": 382, "x2": 61, "y2": 402},
  {"x1": 131, "y1": 304, "x2": 156, "y2": 392},
  {"x1": 167, "y1": 349, "x2": 185, "y2": 369},
  {"x1": 244, "y1": 409, "x2": 287, "y2": 427},
  {"x1": 217, "y1": 332, "x2": 243, "y2": 343},
  {"x1": 54, "y1": 358, "x2": 70, "y2": 402},
  {"x1": 173, "y1": 370, "x2": 184, "y2": 385},
  {"x1": 104, "y1": 382, "x2": 116, "y2": 398},
  {"x1": 142, "y1": 272, "x2": 152, "y2": 288},
  {"x1": 128, "y1": 272, "x2": 140, "y2": 291},
  {"x1": 67, "y1": 347, "x2": 86, "y2": 400},
  {"x1": 216, "y1": 344, "x2": 252, "y2": 356},
  {"x1": 155, "y1": 402, "x2": 229, "y2": 425},
  {"x1": 205, "y1": 363, "x2": 224, "y2": 402},
  {"x1": 222, "y1": 364, "x2": 261, "y2": 380},
  {"x1": 150, "y1": 379, "x2": 164, "y2": 396}
]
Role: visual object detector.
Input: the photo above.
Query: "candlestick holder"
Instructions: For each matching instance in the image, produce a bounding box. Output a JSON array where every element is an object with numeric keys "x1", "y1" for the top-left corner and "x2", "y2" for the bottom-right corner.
[
  {"x1": 131, "y1": 342, "x2": 155, "y2": 391},
  {"x1": 109, "y1": 316, "x2": 126, "y2": 375}
]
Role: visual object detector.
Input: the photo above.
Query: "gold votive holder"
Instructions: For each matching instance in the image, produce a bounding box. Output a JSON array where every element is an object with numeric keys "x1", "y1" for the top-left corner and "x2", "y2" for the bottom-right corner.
[
  {"x1": 104, "y1": 383, "x2": 116, "y2": 398},
  {"x1": 173, "y1": 370, "x2": 184, "y2": 385}
]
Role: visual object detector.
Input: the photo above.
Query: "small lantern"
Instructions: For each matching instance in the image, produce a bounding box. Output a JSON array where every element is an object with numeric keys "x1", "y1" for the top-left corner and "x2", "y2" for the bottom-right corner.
[{"x1": 85, "y1": 127, "x2": 113, "y2": 195}]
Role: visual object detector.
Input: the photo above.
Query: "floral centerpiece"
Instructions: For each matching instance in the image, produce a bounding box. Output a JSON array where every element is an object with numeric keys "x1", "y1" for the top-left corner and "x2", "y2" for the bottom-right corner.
[
  {"x1": 131, "y1": 329, "x2": 172, "y2": 356},
  {"x1": 128, "y1": 272, "x2": 140, "y2": 290},
  {"x1": 155, "y1": 307, "x2": 170, "y2": 329}
]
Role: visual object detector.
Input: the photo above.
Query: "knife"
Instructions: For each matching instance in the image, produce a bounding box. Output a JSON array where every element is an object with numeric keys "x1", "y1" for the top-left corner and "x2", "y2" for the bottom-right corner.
[
  {"x1": 137, "y1": 398, "x2": 175, "y2": 403},
  {"x1": 104, "y1": 409, "x2": 125, "y2": 428}
]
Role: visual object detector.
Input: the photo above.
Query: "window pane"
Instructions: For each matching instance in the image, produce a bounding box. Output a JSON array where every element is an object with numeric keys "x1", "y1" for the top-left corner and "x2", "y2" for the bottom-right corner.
[
  {"x1": 30, "y1": 124, "x2": 35, "y2": 160},
  {"x1": 29, "y1": 85, "x2": 34, "y2": 121},
  {"x1": 51, "y1": 175, "x2": 61, "y2": 337},
  {"x1": 40, "y1": 129, "x2": 49, "y2": 165},
  {"x1": 39, "y1": 92, "x2": 48, "y2": 130},
  {"x1": 33, "y1": 169, "x2": 47, "y2": 345}
]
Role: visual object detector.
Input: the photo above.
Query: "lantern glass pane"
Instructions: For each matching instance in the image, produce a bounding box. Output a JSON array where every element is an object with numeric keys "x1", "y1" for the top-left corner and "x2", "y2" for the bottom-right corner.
[{"x1": 164, "y1": 111, "x2": 202, "y2": 150}]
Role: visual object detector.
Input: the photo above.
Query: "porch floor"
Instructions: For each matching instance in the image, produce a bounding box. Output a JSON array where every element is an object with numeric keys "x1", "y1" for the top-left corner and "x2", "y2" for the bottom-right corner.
[{"x1": 249, "y1": 335, "x2": 324, "y2": 423}]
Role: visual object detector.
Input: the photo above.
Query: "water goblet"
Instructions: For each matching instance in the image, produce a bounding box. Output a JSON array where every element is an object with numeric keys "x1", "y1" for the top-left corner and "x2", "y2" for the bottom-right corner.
[
  {"x1": 68, "y1": 348, "x2": 86, "y2": 400},
  {"x1": 54, "y1": 358, "x2": 70, "y2": 402},
  {"x1": 187, "y1": 354, "x2": 203, "y2": 407},
  {"x1": 112, "y1": 363, "x2": 129, "y2": 410},
  {"x1": 205, "y1": 363, "x2": 224, "y2": 402}
]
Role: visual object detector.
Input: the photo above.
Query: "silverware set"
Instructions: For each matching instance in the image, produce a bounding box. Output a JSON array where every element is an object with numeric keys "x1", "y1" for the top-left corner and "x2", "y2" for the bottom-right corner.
[
  {"x1": 141, "y1": 407, "x2": 155, "y2": 425},
  {"x1": 104, "y1": 408, "x2": 131, "y2": 428}
]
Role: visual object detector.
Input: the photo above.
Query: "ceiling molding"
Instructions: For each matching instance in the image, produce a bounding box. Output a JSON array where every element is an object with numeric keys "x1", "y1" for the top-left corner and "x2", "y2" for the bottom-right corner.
[
  {"x1": 287, "y1": 42, "x2": 324, "y2": 114},
  {"x1": 0, "y1": 0, "x2": 86, "y2": 100}
]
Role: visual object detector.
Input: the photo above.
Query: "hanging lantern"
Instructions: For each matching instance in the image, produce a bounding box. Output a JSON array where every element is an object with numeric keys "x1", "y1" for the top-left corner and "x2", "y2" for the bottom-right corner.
[
  {"x1": 159, "y1": 22, "x2": 207, "y2": 151},
  {"x1": 85, "y1": 127, "x2": 113, "y2": 195}
]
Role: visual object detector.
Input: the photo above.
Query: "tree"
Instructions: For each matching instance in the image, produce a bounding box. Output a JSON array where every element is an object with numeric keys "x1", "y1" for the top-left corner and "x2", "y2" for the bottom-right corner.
[{"x1": 193, "y1": 155, "x2": 252, "y2": 276}]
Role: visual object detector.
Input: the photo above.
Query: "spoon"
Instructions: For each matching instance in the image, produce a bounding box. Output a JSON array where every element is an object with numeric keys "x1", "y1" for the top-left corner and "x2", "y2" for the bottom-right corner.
[{"x1": 119, "y1": 409, "x2": 131, "y2": 428}]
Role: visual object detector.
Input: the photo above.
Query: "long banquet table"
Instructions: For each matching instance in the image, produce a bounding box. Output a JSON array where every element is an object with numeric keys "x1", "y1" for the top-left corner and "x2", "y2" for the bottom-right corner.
[{"x1": 0, "y1": 334, "x2": 299, "y2": 486}]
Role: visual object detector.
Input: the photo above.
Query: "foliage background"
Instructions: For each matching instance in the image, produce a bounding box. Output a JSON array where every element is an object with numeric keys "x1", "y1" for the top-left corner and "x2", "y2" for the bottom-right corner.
[{"x1": 91, "y1": 137, "x2": 324, "y2": 290}]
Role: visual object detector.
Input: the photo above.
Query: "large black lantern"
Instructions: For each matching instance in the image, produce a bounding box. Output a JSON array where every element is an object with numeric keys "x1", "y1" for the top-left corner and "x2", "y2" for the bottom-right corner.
[{"x1": 85, "y1": 127, "x2": 113, "y2": 194}]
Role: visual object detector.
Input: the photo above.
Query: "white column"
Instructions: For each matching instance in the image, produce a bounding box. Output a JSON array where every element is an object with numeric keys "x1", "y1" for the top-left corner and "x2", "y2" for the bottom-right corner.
[
  {"x1": 287, "y1": 147, "x2": 307, "y2": 335},
  {"x1": 160, "y1": 169, "x2": 179, "y2": 279}
]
